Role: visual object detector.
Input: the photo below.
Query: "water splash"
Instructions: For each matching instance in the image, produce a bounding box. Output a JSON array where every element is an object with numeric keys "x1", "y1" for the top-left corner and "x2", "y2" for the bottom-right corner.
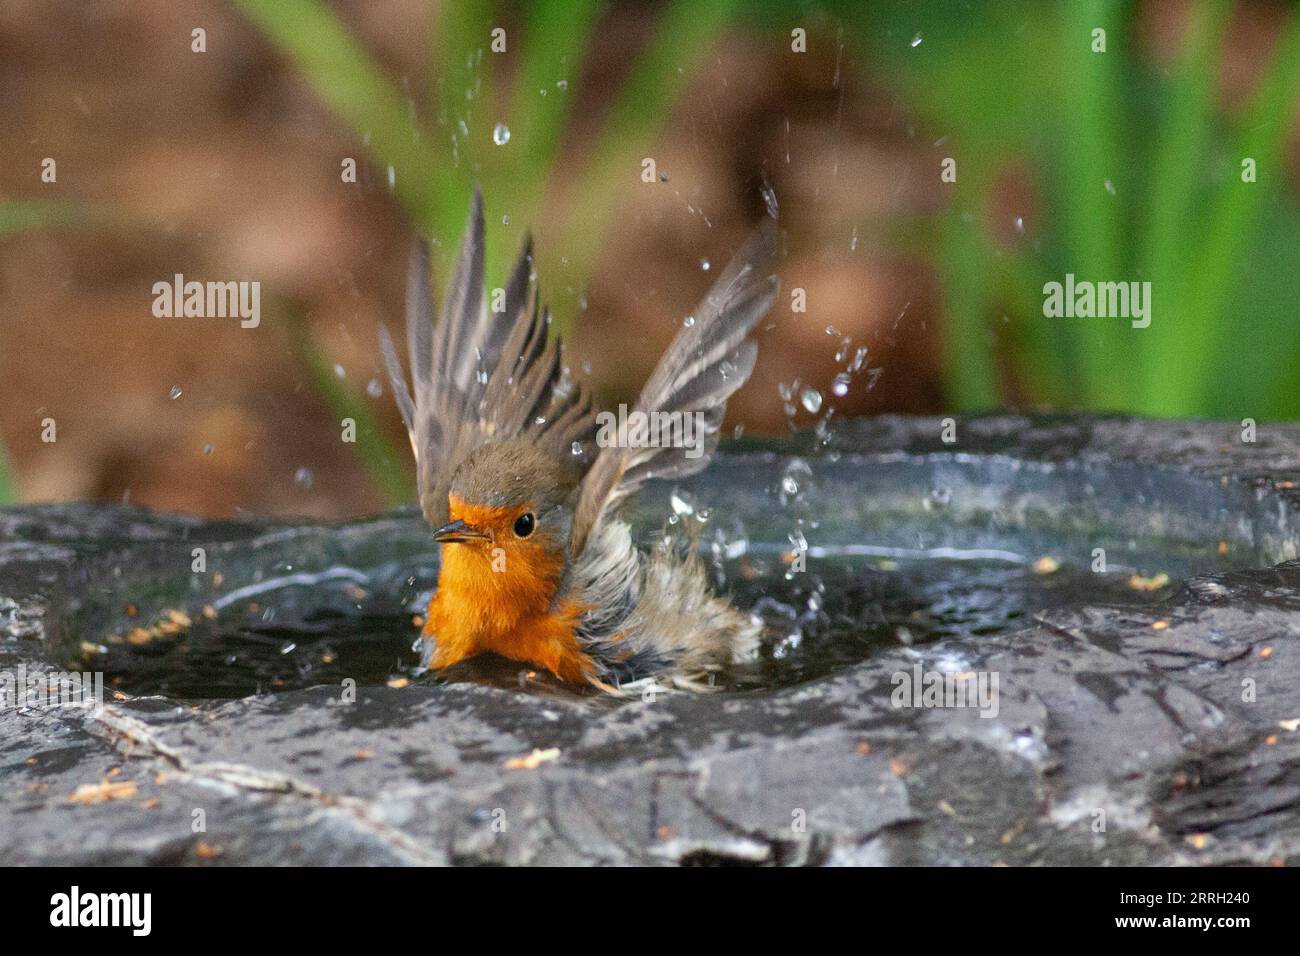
[{"x1": 800, "y1": 386, "x2": 823, "y2": 414}]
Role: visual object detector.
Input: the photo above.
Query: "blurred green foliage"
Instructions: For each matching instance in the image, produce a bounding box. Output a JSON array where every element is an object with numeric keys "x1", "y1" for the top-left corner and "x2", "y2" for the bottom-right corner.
[
  {"x1": 236, "y1": 0, "x2": 737, "y2": 320},
  {"x1": 237, "y1": 0, "x2": 1300, "y2": 474},
  {"x1": 2, "y1": 1, "x2": 1298, "y2": 508},
  {"x1": 850, "y1": 0, "x2": 1300, "y2": 417},
  {"x1": 235, "y1": 0, "x2": 738, "y2": 502}
]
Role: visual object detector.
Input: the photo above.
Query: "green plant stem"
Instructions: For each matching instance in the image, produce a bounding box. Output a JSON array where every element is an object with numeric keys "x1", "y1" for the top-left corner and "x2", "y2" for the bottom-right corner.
[
  {"x1": 1138, "y1": 0, "x2": 1233, "y2": 414},
  {"x1": 1056, "y1": 0, "x2": 1128, "y2": 409},
  {"x1": 0, "y1": 437, "x2": 14, "y2": 505},
  {"x1": 1183, "y1": 8, "x2": 1300, "y2": 413},
  {"x1": 0, "y1": 199, "x2": 98, "y2": 235},
  {"x1": 547, "y1": 0, "x2": 741, "y2": 334},
  {"x1": 234, "y1": 0, "x2": 437, "y2": 223},
  {"x1": 285, "y1": 307, "x2": 414, "y2": 509},
  {"x1": 425, "y1": 0, "x2": 492, "y2": 249},
  {"x1": 939, "y1": 184, "x2": 1001, "y2": 409}
]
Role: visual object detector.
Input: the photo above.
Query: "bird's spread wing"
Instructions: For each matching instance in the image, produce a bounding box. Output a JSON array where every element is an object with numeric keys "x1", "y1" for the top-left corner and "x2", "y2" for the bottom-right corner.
[
  {"x1": 569, "y1": 220, "x2": 779, "y2": 557},
  {"x1": 380, "y1": 188, "x2": 595, "y2": 527}
]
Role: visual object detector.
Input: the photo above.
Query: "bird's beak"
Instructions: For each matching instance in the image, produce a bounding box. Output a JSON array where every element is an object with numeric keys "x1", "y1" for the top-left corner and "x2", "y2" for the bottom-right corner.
[{"x1": 433, "y1": 519, "x2": 491, "y2": 544}]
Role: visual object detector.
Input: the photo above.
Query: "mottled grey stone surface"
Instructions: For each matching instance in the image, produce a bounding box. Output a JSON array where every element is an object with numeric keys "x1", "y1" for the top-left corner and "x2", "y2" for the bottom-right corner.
[{"x1": 3, "y1": 415, "x2": 1300, "y2": 865}]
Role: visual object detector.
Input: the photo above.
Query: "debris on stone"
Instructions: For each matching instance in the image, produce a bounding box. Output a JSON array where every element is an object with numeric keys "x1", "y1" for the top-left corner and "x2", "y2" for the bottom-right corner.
[
  {"x1": 505, "y1": 747, "x2": 560, "y2": 770},
  {"x1": 68, "y1": 780, "x2": 138, "y2": 804}
]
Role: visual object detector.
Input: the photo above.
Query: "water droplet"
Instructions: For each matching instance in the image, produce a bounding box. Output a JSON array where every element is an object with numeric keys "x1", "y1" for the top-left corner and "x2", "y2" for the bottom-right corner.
[
  {"x1": 556, "y1": 79, "x2": 568, "y2": 90},
  {"x1": 700, "y1": 258, "x2": 711, "y2": 272},
  {"x1": 294, "y1": 466, "x2": 314, "y2": 489},
  {"x1": 910, "y1": 32, "x2": 924, "y2": 48},
  {"x1": 682, "y1": 314, "x2": 696, "y2": 328},
  {"x1": 366, "y1": 378, "x2": 382, "y2": 398},
  {"x1": 492, "y1": 122, "x2": 510, "y2": 145},
  {"x1": 333, "y1": 364, "x2": 346, "y2": 379},
  {"x1": 780, "y1": 459, "x2": 813, "y2": 507},
  {"x1": 502, "y1": 214, "x2": 510, "y2": 225},
  {"x1": 925, "y1": 486, "x2": 952, "y2": 510},
  {"x1": 571, "y1": 440, "x2": 584, "y2": 457},
  {"x1": 670, "y1": 492, "x2": 695, "y2": 518},
  {"x1": 1014, "y1": 216, "x2": 1026, "y2": 234},
  {"x1": 168, "y1": 385, "x2": 182, "y2": 400},
  {"x1": 831, "y1": 373, "x2": 851, "y2": 397},
  {"x1": 386, "y1": 165, "x2": 395, "y2": 190},
  {"x1": 203, "y1": 444, "x2": 214, "y2": 456},
  {"x1": 1104, "y1": 179, "x2": 1116, "y2": 195},
  {"x1": 761, "y1": 182, "x2": 779, "y2": 219},
  {"x1": 800, "y1": 386, "x2": 823, "y2": 414}
]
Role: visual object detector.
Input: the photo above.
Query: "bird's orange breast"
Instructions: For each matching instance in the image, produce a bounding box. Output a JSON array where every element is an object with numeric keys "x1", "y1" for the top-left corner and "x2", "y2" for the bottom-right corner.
[{"x1": 422, "y1": 506, "x2": 594, "y2": 683}]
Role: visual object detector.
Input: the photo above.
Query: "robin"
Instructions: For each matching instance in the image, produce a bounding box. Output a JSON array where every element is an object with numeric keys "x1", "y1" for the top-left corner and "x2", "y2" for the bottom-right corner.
[{"x1": 380, "y1": 189, "x2": 778, "y2": 691}]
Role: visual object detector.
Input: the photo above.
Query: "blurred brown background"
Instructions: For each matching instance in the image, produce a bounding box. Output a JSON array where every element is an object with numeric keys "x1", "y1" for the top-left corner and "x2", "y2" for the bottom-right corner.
[{"x1": 2, "y1": 0, "x2": 1297, "y2": 518}]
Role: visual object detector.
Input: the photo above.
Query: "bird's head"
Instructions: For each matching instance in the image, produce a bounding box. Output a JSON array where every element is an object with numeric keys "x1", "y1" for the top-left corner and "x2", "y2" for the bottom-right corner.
[{"x1": 434, "y1": 440, "x2": 579, "y2": 592}]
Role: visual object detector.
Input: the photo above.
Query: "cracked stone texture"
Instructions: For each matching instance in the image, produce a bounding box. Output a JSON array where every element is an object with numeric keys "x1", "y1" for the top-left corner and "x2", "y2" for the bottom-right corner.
[{"x1": 3, "y1": 414, "x2": 1300, "y2": 865}]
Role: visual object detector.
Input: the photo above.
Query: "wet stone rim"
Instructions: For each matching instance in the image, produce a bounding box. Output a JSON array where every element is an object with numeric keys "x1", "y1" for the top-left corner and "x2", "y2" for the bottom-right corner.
[{"x1": 2, "y1": 414, "x2": 1300, "y2": 865}]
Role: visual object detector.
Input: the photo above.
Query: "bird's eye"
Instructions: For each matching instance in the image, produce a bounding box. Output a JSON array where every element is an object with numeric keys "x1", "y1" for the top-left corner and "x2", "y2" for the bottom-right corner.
[{"x1": 513, "y1": 512, "x2": 535, "y2": 537}]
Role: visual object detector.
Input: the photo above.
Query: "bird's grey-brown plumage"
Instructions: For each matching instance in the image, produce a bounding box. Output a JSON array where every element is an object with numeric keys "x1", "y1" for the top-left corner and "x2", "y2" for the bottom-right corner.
[
  {"x1": 381, "y1": 190, "x2": 594, "y2": 528},
  {"x1": 570, "y1": 222, "x2": 778, "y2": 556},
  {"x1": 382, "y1": 188, "x2": 778, "y2": 688}
]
